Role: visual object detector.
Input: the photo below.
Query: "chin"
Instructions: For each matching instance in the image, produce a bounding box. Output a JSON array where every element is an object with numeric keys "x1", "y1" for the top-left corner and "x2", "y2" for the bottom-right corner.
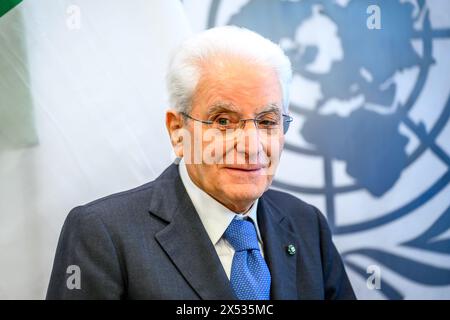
[{"x1": 221, "y1": 183, "x2": 267, "y2": 203}]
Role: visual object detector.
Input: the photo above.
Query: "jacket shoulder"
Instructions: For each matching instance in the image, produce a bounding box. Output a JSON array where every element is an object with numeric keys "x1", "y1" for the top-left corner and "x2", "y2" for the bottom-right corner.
[
  {"x1": 264, "y1": 189, "x2": 321, "y2": 216},
  {"x1": 262, "y1": 188, "x2": 330, "y2": 234},
  {"x1": 64, "y1": 164, "x2": 179, "y2": 227},
  {"x1": 71, "y1": 181, "x2": 154, "y2": 219}
]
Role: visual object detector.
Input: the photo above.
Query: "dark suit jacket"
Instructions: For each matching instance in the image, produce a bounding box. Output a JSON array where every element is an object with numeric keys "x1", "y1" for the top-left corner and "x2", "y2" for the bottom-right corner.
[{"x1": 46, "y1": 163, "x2": 356, "y2": 299}]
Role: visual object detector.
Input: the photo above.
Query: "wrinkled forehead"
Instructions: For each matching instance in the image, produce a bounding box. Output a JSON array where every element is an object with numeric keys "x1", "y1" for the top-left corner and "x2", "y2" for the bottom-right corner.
[{"x1": 191, "y1": 55, "x2": 283, "y2": 115}]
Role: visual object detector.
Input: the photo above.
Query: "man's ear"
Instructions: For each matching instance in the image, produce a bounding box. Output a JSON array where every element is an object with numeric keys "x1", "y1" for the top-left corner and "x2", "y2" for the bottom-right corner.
[{"x1": 166, "y1": 109, "x2": 184, "y2": 158}]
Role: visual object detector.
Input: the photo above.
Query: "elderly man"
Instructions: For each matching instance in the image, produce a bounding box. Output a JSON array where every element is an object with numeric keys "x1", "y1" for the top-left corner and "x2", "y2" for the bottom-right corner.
[{"x1": 47, "y1": 26, "x2": 355, "y2": 300}]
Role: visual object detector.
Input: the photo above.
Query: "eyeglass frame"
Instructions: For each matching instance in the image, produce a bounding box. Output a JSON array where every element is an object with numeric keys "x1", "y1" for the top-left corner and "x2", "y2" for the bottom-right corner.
[{"x1": 180, "y1": 111, "x2": 293, "y2": 134}]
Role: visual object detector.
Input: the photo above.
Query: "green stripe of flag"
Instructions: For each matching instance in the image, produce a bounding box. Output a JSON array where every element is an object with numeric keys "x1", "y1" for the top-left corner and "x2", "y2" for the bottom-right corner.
[
  {"x1": 0, "y1": 0, "x2": 22, "y2": 18},
  {"x1": 0, "y1": 0, "x2": 38, "y2": 150}
]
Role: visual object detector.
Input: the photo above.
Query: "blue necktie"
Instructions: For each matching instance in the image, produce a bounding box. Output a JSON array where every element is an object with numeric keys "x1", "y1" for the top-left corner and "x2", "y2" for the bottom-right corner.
[{"x1": 224, "y1": 217, "x2": 271, "y2": 300}]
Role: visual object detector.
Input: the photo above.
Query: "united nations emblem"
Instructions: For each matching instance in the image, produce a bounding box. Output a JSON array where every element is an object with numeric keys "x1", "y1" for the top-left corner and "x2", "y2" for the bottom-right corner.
[{"x1": 183, "y1": 0, "x2": 450, "y2": 299}]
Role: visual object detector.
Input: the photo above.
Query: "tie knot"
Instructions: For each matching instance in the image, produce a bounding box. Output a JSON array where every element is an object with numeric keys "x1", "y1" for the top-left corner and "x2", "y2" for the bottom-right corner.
[{"x1": 224, "y1": 218, "x2": 260, "y2": 252}]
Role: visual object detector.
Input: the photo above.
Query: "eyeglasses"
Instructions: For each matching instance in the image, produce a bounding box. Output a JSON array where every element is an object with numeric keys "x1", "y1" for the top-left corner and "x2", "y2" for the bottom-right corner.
[{"x1": 181, "y1": 111, "x2": 293, "y2": 134}]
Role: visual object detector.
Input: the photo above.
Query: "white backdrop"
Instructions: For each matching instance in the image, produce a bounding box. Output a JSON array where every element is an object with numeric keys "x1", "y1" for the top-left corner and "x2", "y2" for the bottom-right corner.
[{"x1": 0, "y1": 0, "x2": 191, "y2": 299}]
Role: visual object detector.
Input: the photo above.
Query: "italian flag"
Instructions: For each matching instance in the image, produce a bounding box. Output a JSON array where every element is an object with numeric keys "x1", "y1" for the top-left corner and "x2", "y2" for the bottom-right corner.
[{"x1": 0, "y1": 0, "x2": 22, "y2": 17}]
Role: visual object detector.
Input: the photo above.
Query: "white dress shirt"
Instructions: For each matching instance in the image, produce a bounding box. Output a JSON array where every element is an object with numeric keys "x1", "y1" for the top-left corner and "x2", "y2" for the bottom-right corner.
[{"x1": 178, "y1": 158, "x2": 265, "y2": 279}]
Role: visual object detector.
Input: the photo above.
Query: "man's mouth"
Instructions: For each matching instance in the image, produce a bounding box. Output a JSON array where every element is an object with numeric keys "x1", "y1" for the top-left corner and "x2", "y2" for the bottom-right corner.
[{"x1": 223, "y1": 165, "x2": 264, "y2": 172}]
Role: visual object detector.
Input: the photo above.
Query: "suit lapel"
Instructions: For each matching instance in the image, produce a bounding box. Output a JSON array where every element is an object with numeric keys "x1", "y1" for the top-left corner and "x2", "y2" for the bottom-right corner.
[
  {"x1": 257, "y1": 195, "x2": 299, "y2": 299},
  {"x1": 149, "y1": 164, "x2": 236, "y2": 300}
]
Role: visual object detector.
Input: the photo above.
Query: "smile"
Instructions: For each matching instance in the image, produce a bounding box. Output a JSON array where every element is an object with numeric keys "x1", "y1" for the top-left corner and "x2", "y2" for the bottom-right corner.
[{"x1": 223, "y1": 166, "x2": 264, "y2": 173}]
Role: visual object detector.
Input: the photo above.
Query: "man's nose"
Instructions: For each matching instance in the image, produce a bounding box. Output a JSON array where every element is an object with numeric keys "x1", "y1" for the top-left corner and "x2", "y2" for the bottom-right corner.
[
  {"x1": 240, "y1": 118, "x2": 258, "y2": 131},
  {"x1": 236, "y1": 121, "x2": 262, "y2": 162}
]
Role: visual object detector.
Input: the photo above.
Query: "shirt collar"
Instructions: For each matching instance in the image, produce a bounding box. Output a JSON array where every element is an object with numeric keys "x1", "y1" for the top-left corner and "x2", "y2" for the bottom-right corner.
[{"x1": 178, "y1": 158, "x2": 262, "y2": 246}]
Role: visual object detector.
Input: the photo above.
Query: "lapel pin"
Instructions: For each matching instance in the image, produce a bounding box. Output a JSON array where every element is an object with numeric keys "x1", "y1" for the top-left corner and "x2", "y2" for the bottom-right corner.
[{"x1": 286, "y1": 244, "x2": 296, "y2": 256}]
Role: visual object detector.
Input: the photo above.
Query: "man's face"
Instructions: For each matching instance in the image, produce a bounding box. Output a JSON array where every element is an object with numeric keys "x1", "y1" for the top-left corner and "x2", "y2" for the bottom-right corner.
[{"x1": 181, "y1": 56, "x2": 285, "y2": 213}]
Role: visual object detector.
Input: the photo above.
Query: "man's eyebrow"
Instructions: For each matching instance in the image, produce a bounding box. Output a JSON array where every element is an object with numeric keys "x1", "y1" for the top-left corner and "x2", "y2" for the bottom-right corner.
[
  {"x1": 207, "y1": 103, "x2": 240, "y2": 115},
  {"x1": 258, "y1": 103, "x2": 281, "y2": 115},
  {"x1": 206, "y1": 102, "x2": 282, "y2": 115}
]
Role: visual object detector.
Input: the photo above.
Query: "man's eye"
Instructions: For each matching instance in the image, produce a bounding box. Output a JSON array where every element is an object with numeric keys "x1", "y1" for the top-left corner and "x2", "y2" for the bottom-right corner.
[
  {"x1": 259, "y1": 120, "x2": 277, "y2": 126},
  {"x1": 216, "y1": 118, "x2": 230, "y2": 126}
]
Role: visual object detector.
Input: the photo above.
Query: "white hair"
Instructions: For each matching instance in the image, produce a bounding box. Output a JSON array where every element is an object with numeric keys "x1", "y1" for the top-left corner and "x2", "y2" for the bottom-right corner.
[{"x1": 166, "y1": 25, "x2": 292, "y2": 113}]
